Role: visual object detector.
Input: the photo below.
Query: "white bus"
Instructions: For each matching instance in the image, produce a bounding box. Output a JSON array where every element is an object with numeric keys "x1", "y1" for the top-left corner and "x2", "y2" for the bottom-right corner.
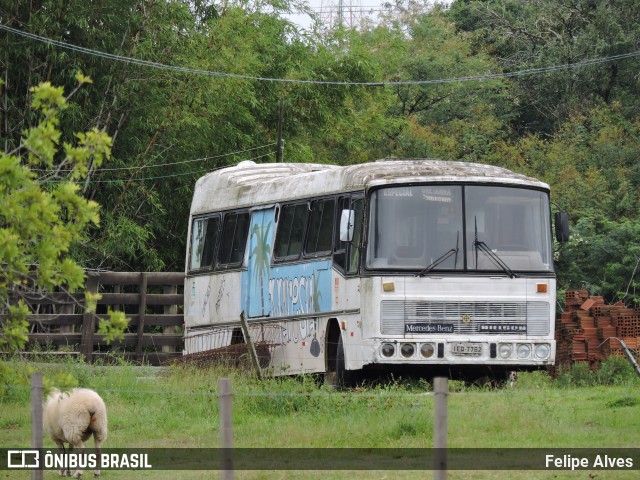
[{"x1": 184, "y1": 159, "x2": 566, "y2": 384}]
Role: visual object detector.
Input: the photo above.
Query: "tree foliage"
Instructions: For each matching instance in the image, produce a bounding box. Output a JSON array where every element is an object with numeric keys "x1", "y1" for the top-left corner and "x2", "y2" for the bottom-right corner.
[
  {"x1": 0, "y1": 0, "x2": 638, "y2": 304},
  {"x1": 1, "y1": 78, "x2": 128, "y2": 386},
  {"x1": 448, "y1": 0, "x2": 640, "y2": 133}
]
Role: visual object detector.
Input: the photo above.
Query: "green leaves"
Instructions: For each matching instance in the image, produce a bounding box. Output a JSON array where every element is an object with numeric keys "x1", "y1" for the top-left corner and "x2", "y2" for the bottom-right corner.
[
  {"x1": 29, "y1": 82, "x2": 67, "y2": 112},
  {"x1": 74, "y1": 71, "x2": 93, "y2": 85},
  {"x1": 0, "y1": 302, "x2": 30, "y2": 352},
  {"x1": 556, "y1": 214, "x2": 640, "y2": 306},
  {"x1": 448, "y1": 0, "x2": 640, "y2": 133},
  {"x1": 1, "y1": 79, "x2": 127, "y2": 362},
  {"x1": 98, "y1": 310, "x2": 130, "y2": 344}
]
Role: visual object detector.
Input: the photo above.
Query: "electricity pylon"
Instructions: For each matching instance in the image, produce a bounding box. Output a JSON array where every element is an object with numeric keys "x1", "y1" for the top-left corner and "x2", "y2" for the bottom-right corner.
[{"x1": 319, "y1": 0, "x2": 364, "y2": 30}]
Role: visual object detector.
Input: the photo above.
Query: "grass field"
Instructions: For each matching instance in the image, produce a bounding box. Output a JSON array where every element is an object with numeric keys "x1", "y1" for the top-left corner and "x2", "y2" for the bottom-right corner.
[{"x1": 1, "y1": 355, "x2": 639, "y2": 479}]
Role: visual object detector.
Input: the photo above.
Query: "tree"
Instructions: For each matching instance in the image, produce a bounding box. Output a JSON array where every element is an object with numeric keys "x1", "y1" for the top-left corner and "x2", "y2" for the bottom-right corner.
[
  {"x1": 2, "y1": 0, "x2": 637, "y2": 308},
  {"x1": 1, "y1": 78, "x2": 127, "y2": 389},
  {"x1": 310, "y1": 6, "x2": 515, "y2": 163},
  {"x1": 1, "y1": 0, "x2": 378, "y2": 271},
  {"x1": 448, "y1": 0, "x2": 640, "y2": 133},
  {"x1": 555, "y1": 213, "x2": 640, "y2": 306}
]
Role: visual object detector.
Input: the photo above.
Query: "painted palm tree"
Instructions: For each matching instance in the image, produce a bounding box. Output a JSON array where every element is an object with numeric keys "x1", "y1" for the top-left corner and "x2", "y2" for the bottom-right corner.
[{"x1": 251, "y1": 220, "x2": 272, "y2": 315}]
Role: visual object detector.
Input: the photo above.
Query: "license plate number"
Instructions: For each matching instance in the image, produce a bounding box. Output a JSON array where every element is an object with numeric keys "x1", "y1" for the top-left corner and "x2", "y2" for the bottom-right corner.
[{"x1": 451, "y1": 342, "x2": 482, "y2": 356}]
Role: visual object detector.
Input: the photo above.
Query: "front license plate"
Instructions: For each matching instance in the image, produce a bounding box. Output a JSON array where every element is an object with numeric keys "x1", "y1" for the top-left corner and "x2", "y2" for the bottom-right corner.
[{"x1": 451, "y1": 342, "x2": 482, "y2": 356}]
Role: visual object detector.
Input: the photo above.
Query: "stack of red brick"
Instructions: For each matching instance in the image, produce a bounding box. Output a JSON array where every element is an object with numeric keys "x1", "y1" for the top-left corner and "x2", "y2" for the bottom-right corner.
[{"x1": 555, "y1": 290, "x2": 640, "y2": 371}]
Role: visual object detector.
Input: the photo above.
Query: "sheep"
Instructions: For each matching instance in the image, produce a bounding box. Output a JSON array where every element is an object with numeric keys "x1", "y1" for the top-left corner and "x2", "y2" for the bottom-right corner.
[{"x1": 44, "y1": 388, "x2": 108, "y2": 478}]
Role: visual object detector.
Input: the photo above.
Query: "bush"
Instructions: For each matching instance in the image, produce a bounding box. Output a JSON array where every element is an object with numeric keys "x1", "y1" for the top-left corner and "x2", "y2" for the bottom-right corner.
[
  {"x1": 555, "y1": 356, "x2": 639, "y2": 387},
  {"x1": 595, "y1": 356, "x2": 639, "y2": 386},
  {"x1": 556, "y1": 363, "x2": 597, "y2": 387}
]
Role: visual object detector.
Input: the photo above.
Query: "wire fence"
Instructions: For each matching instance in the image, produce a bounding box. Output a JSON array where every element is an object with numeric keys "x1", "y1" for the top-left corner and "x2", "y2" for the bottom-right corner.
[{"x1": 22, "y1": 373, "x2": 450, "y2": 477}]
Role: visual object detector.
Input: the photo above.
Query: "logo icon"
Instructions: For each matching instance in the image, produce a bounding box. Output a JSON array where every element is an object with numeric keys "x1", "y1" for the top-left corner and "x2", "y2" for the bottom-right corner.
[
  {"x1": 7, "y1": 450, "x2": 40, "y2": 469},
  {"x1": 461, "y1": 314, "x2": 472, "y2": 324}
]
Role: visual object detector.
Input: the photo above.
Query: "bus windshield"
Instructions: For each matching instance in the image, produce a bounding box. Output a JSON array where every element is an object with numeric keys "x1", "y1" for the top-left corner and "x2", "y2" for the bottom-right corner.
[{"x1": 366, "y1": 185, "x2": 553, "y2": 273}]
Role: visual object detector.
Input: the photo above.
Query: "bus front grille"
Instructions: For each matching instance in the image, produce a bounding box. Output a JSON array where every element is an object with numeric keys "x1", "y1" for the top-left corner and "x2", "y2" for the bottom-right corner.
[{"x1": 381, "y1": 301, "x2": 549, "y2": 336}]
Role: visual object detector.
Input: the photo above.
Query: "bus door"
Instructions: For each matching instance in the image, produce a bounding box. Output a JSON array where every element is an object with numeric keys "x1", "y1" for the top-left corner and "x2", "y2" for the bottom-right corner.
[
  {"x1": 244, "y1": 207, "x2": 275, "y2": 318},
  {"x1": 333, "y1": 195, "x2": 364, "y2": 311}
]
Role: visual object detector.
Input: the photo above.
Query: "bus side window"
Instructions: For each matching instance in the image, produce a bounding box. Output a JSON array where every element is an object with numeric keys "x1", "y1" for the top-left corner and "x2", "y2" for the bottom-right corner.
[
  {"x1": 189, "y1": 215, "x2": 220, "y2": 272},
  {"x1": 274, "y1": 203, "x2": 308, "y2": 261},
  {"x1": 305, "y1": 198, "x2": 335, "y2": 257},
  {"x1": 217, "y1": 211, "x2": 250, "y2": 269}
]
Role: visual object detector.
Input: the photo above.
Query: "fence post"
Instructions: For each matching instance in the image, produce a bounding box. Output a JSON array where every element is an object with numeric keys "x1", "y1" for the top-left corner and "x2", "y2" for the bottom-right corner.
[
  {"x1": 80, "y1": 273, "x2": 99, "y2": 363},
  {"x1": 58, "y1": 301, "x2": 74, "y2": 352},
  {"x1": 433, "y1": 377, "x2": 448, "y2": 480},
  {"x1": 162, "y1": 283, "x2": 179, "y2": 354},
  {"x1": 31, "y1": 372, "x2": 43, "y2": 480},
  {"x1": 135, "y1": 272, "x2": 148, "y2": 363},
  {"x1": 219, "y1": 378, "x2": 234, "y2": 479}
]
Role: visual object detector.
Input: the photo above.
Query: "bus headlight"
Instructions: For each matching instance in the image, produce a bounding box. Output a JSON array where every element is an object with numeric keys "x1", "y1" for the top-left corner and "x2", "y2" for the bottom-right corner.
[
  {"x1": 420, "y1": 343, "x2": 435, "y2": 358},
  {"x1": 381, "y1": 343, "x2": 395, "y2": 358},
  {"x1": 498, "y1": 343, "x2": 512, "y2": 359},
  {"x1": 516, "y1": 344, "x2": 532, "y2": 359},
  {"x1": 400, "y1": 343, "x2": 415, "y2": 358},
  {"x1": 535, "y1": 344, "x2": 551, "y2": 359}
]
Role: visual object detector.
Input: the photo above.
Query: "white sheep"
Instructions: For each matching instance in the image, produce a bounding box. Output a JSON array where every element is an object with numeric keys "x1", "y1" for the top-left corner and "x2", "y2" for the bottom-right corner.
[{"x1": 44, "y1": 388, "x2": 108, "y2": 478}]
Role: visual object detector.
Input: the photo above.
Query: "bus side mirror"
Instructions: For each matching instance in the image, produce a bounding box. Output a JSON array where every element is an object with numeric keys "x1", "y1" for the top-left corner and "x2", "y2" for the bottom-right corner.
[
  {"x1": 554, "y1": 212, "x2": 570, "y2": 242},
  {"x1": 340, "y1": 209, "x2": 355, "y2": 242}
]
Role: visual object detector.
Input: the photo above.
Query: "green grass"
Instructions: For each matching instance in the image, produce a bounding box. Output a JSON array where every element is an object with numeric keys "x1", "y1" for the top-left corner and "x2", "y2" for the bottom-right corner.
[{"x1": 1, "y1": 356, "x2": 639, "y2": 479}]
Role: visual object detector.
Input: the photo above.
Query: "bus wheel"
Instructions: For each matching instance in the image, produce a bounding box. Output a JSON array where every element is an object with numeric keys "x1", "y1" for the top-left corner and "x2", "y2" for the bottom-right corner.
[{"x1": 335, "y1": 334, "x2": 357, "y2": 388}]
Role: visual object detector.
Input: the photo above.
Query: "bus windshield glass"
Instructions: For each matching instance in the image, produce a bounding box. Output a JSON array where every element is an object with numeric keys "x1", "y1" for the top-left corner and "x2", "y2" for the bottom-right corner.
[{"x1": 367, "y1": 185, "x2": 552, "y2": 273}]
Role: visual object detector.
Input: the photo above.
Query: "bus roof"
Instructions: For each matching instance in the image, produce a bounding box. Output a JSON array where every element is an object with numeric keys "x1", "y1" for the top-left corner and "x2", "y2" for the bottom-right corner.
[{"x1": 190, "y1": 159, "x2": 549, "y2": 215}]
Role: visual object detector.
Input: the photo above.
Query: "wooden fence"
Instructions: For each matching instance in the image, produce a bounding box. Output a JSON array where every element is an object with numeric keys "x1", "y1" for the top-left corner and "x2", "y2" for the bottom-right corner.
[{"x1": 2, "y1": 272, "x2": 184, "y2": 366}]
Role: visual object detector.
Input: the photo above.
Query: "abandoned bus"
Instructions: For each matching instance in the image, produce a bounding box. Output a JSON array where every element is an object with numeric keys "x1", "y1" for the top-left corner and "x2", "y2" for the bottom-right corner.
[{"x1": 184, "y1": 159, "x2": 564, "y2": 383}]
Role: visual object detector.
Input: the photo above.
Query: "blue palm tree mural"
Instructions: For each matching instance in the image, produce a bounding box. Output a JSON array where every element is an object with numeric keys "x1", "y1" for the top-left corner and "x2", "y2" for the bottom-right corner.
[{"x1": 251, "y1": 221, "x2": 272, "y2": 315}]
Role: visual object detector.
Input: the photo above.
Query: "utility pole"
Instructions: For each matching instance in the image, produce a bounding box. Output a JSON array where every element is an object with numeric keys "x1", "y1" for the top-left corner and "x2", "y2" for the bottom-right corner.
[{"x1": 276, "y1": 98, "x2": 284, "y2": 163}]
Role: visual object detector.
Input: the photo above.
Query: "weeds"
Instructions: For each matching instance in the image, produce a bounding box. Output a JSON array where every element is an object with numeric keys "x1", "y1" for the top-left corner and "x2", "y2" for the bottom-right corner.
[
  {"x1": 607, "y1": 397, "x2": 638, "y2": 408},
  {"x1": 555, "y1": 356, "x2": 639, "y2": 387},
  {"x1": 1, "y1": 353, "x2": 639, "y2": 480}
]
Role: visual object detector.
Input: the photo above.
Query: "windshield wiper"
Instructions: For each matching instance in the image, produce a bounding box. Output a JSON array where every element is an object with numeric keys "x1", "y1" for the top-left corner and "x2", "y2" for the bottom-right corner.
[
  {"x1": 417, "y1": 232, "x2": 459, "y2": 277},
  {"x1": 473, "y1": 217, "x2": 518, "y2": 278}
]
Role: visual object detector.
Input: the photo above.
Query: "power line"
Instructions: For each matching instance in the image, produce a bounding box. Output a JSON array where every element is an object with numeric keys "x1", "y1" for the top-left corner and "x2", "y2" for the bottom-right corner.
[
  {"x1": 32, "y1": 143, "x2": 276, "y2": 173},
  {"x1": 38, "y1": 151, "x2": 275, "y2": 184},
  {"x1": 2, "y1": 22, "x2": 639, "y2": 86}
]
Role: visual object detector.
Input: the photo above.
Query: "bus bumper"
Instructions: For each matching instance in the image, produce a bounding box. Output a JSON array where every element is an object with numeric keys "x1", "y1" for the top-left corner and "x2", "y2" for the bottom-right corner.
[{"x1": 368, "y1": 338, "x2": 556, "y2": 366}]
